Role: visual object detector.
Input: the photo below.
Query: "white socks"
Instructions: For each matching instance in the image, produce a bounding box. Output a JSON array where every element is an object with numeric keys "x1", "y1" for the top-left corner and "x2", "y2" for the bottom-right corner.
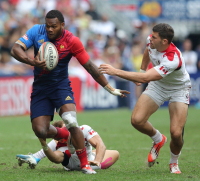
[
  {"x1": 33, "y1": 140, "x2": 57, "y2": 159},
  {"x1": 151, "y1": 130, "x2": 162, "y2": 144},
  {"x1": 170, "y1": 151, "x2": 181, "y2": 164}
]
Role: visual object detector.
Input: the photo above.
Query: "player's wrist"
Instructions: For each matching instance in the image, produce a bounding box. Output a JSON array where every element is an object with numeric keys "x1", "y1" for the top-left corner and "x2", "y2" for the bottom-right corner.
[
  {"x1": 28, "y1": 57, "x2": 35, "y2": 66},
  {"x1": 42, "y1": 144, "x2": 49, "y2": 151},
  {"x1": 104, "y1": 84, "x2": 122, "y2": 96}
]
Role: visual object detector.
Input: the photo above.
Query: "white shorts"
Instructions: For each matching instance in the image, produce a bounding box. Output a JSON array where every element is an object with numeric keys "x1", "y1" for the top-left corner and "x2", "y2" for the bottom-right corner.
[
  {"x1": 143, "y1": 82, "x2": 190, "y2": 107},
  {"x1": 63, "y1": 152, "x2": 96, "y2": 171}
]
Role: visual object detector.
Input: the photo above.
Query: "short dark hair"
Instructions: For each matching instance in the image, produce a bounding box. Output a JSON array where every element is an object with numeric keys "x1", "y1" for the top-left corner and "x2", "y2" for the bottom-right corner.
[
  {"x1": 152, "y1": 23, "x2": 174, "y2": 44},
  {"x1": 46, "y1": 10, "x2": 64, "y2": 23}
]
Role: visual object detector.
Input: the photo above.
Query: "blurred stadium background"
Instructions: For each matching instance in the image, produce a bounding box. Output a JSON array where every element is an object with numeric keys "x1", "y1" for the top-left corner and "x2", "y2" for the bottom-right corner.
[
  {"x1": 0, "y1": 0, "x2": 200, "y2": 115},
  {"x1": 0, "y1": 0, "x2": 200, "y2": 116}
]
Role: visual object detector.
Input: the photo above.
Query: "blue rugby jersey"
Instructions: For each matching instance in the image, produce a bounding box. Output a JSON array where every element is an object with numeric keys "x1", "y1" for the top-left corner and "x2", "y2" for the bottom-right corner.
[{"x1": 17, "y1": 24, "x2": 89, "y2": 90}]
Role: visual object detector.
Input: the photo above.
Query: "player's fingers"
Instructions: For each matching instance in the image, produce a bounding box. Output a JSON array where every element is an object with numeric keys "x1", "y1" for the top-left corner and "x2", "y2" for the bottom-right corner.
[
  {"x1": 99, "y1": 64, "x2": 109, "y2": 69},
  {"x1": 120, "y1": 90, "x2": 130, "y2": 94},
  {"x1": 135, "y1": 82, "x2": 141, "y2": 86},
  {"x1": 120, "y1": 94, "x2": 126, "y2": 98},
  {"x1": 99, "y1": 70, "x2": 107, "y2": 74}
]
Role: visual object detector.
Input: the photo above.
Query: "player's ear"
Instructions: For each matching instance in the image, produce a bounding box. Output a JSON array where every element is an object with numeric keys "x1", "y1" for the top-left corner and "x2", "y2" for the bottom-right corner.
[
  {"x1": 61, "y1": 22, "x2": 65, "y2": 29},
  {"x1": 162, "y1": 38, "x2": 168, "y2": 45}
]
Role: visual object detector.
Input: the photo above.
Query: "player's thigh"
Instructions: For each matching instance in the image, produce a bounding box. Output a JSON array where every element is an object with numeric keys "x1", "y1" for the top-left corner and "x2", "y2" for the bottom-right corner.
[
  {"x1": 32, "y1": 115, "x2": 52, "y2": 131},
  {"x1": 101, "y1": 150, "x2": 119, "y2": 163},
  {"x1": 31, "y1": 91, "x2": 55, "y2": 121},
  {"x1": 132, "y1": 94, "x2": 159, "y2": 123},
  {"x1": 168, "y1": 102, "x2": 188, "y2": 136},
  {"x1": 51, "y1": 88, "x2": 76, "y2": 115}
]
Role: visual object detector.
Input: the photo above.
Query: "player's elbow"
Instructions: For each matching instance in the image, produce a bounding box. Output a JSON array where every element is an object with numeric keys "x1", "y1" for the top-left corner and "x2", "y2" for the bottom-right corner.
[
  {"x1": 10, "y1": 44, "x2": 19, "y2": 57},
  {"x1": 10, "y1": 46, "x2": 15, "y2": 57}
]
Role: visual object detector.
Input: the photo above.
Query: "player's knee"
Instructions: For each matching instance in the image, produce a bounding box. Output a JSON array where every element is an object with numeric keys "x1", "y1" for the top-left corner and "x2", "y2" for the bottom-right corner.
[
  {"x1": 113, "y1": 150, "x2": 120, "y2": 160},
  {"x1": 32, "y1": 125, "x2": 48, "y2": 138},
  {"x1": 170, "y1": 128, "x2": 182, "y2": 142},
  {"x1": 131, "y1": 114, "x2": 143, "y2": 127},
  {"x1": 61, "y1": 111, "x2": 78, "y2": 129}
]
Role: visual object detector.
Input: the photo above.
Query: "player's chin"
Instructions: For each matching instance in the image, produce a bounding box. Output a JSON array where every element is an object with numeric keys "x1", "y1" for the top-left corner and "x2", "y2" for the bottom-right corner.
[{"x1": 47, "y1": 35, "x2": 56, "y2": 41}]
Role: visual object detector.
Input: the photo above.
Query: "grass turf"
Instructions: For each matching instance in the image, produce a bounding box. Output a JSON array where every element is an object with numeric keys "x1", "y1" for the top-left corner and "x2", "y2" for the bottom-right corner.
[{"x1": 0, "y1": 107, "x2": 199, "y2": 181}]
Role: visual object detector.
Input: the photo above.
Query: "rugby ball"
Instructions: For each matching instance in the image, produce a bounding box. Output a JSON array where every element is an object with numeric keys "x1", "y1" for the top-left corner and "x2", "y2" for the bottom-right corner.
[{"x1": 39, "y1": 42, "x2": 59, "y2": 71}]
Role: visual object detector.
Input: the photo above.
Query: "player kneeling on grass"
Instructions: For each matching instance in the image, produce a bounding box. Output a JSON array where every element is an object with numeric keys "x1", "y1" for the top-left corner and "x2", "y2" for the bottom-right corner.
[{"x1": 16, "y1": 121, "x2": 119, "y2": 172}]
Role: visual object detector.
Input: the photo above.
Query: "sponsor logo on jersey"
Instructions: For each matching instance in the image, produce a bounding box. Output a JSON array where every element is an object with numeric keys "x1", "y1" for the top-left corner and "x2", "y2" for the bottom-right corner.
[
  {"x1": 60, "y1": 44, "x2": 64, "y2": 49},
  {"x1": 160, "y1": 66, "x2": 170, "y2": 74},
  {"x1": 65, "y1": 96, "x2": 72, "y2": 101},
  {"x1": 38, "y1": 39, "x2": 44, "y2": 43},
  {"x1": 22, "y1": 34, "x2": 28, "y2": 40}
]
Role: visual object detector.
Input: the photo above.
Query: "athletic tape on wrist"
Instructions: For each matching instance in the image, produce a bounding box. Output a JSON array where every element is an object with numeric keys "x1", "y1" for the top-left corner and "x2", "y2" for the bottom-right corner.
[{"x1": 104, "y1": 85, "x2": 122, "y2": 96}]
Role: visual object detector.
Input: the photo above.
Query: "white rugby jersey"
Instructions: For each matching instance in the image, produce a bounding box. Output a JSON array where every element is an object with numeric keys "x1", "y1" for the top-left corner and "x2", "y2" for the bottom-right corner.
[
  {"x1": 146, "y1": 35, "x2": 191, "y2": 89},
  {"x1": 64, "y1": 125, "x2": 98, "y2": 159}
]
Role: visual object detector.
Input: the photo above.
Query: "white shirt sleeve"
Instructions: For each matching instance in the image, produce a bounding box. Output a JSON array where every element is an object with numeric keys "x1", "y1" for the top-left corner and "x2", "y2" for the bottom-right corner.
[
  {"x1": 146, "y1": 35, "x2": 151, "y2": 46},
  {"x1": 80, "y1": 125, "x2": 98, "y2": 141},
  {"x1": 154, "y1": 54, "x2": 179, "y2": 77}
]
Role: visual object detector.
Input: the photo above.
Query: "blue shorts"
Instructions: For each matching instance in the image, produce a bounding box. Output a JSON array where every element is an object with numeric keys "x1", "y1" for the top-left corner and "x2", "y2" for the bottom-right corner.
[{"x1": 30, "y1": 87, "x2": 75, "y2": 121}]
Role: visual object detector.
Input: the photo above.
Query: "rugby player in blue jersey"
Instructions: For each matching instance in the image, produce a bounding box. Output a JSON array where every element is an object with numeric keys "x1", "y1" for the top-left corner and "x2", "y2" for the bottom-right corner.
[{"x1": 11, "y1": 10, "x2": 129, "y2": 174}]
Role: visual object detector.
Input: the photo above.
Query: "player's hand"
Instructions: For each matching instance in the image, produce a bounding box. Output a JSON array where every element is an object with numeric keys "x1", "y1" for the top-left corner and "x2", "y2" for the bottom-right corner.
[
  {"x1": 119, "y1": 89, "x2": 130, "y2": 97},
  {"x1": 133, "y1": 82, "x2": 142, "y2": 86},
  {"x1": 104, "y1": 84, "x2": 130, "y2": 97},
  {"x1": 88, "y1": 160, "x2": 101, "y2": 167},
  {"x1": 99, "y1": 64, "x2": 117, "y2": 76},
  {"x1": 33, "y1": 51, "x2": 46, "y2": 70}
]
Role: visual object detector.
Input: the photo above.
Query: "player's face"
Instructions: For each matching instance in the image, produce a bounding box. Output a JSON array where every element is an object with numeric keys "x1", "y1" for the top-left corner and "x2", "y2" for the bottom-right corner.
[
  {"x1": 149, "y1": 32, "x2": 162, "y2": 49},
  {"x1": 46, "y1": 18, "x2": 64, "y2": 41},
  {"x1": 150, "y1": 31, "x2": 169, "y2": 50}
]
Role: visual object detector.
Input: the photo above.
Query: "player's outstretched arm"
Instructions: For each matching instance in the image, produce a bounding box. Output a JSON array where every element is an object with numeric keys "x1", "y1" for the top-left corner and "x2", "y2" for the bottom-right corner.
[
  {"x1": 38, "y1": 138, "x2": 64, "y2": 164},
  {"x1": 11, "y1": 44, "x2": 46, "y2": 69},
  {"x1": 99, "y1": 64, "x2": 162, "y2": 83},
  {"x1": 83, "y1": 60, "x2": 130, "y2": 97},
  {"x1": 88, "y1": 135, "x2": 106, "y2": 167}
]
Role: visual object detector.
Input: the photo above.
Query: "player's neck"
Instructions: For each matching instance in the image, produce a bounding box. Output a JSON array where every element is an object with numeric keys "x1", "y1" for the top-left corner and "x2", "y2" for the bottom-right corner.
[
  {"x1": 56, "y1": 29, "x2": 64, "y2": 40},
  {"x1": 157, "y1": 44, "x2": 170, "y2": 52}
]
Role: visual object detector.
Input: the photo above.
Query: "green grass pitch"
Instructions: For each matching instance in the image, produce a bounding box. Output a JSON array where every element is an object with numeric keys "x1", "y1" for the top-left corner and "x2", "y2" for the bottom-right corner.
[{"x1": 0, "y1": 107, "x2": 199, "y2": 181}]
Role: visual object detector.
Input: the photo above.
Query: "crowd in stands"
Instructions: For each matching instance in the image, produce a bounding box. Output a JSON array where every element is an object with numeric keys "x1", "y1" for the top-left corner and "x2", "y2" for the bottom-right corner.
[{"x1": 0, "y1": 0, "x2": 200, "y2": 107}]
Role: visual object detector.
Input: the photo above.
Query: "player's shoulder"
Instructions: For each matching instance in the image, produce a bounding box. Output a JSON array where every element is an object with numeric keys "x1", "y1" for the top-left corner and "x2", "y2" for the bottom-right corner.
[
  {"x1": 80, "y1": 125, "x2": 92, "y2": 131},
  {"x1": 28, "y1": 24, "x2": 46, "y2": 35},
  {"x1": 162, "y1": 43, "x2": 180, "y2": 62},
  {"x1": 63, "y1": 30, "x2": 74, "y2": 41},
  {"x1": 64, "y1": 30, "x2": 81, "y2": 44}
]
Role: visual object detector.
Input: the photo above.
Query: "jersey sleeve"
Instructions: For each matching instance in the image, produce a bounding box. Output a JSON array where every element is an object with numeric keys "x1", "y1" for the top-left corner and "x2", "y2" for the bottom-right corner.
[
  {"x1": 80, "y1": 125, "x2": 98, "y2": 141},
  {"x1": 69, "y1": 37, "x2": 90, "y2": 65},
  {"x1": 16, "y1": 24, "x2": 39, "y2": 50},
  {"x1": 146, "y1": 35, "x2": 151, "y2": 47},
  {"x1": 154, "y1": 54, "x2": 180, "y2": 77}
]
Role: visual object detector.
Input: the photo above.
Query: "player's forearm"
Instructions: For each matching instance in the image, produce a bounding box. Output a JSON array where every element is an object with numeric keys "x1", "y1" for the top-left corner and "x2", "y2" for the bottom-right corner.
[
  {"x1": 83, "y1": 60, "x2": 109, "y2": 87},
  {"x1": 39, "y1": 138, "x2": 63, "y2": 164},
  {"x1": 140, "y1": 47, "x2": 150, "y2": 71},
  {"x1": 115, "y1": 69, "x2": 148, "y2": 83},
  {"x1": 94, "y1": 144, "x2": 106, "y2": 163},
  {"x1": 11, "y1": 44, "x2": 35, "y2": 66}
]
